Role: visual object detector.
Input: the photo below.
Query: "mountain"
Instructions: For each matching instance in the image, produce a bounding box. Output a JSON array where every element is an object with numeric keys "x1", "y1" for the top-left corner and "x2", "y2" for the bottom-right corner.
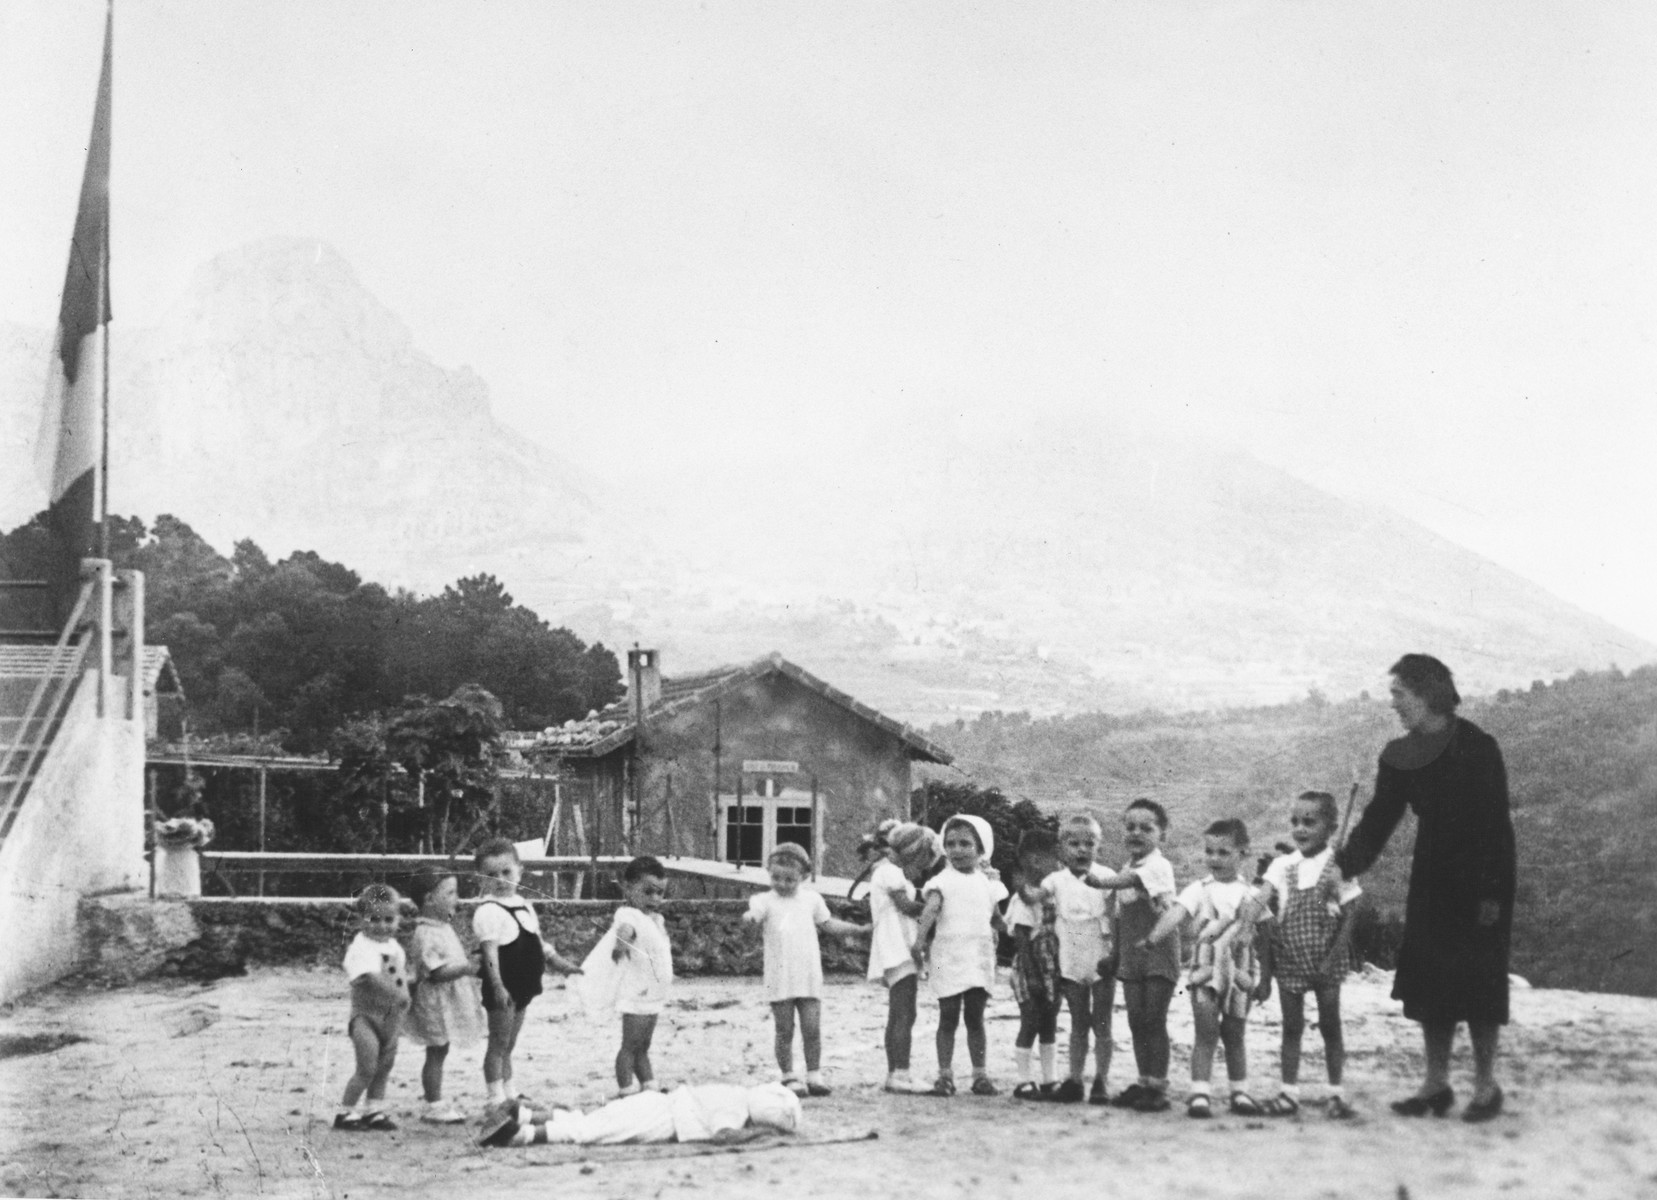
[{"x1": 2, "y1": 238, "x2": 1650, "y2": 721}]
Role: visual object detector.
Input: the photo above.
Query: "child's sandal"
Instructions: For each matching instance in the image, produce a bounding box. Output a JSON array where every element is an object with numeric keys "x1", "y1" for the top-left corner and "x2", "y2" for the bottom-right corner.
[
  {"x1": 332, "y1": 1112, "x2": 364, "y2": 1131},
  {"x1": 1260, "y1": 1092, "x2": 1300, "y2": 1117},
  {"x1": 1186, "y1": 1094, "x2": 1213, "y2": 1119},
  {"x1": 1229, "y1": 1092, "x2": 1263, "y2": 1117},
  {"x1": 362, "y1": 1111, "x2": 398, "y2": 1131},
  {"x1": 928, "y1": 1077, "x2": 957, "y2": 1097},
  {"x1": 971, "y1": 1076, "x2": 999, "y2": 1097},
  {"x1": 1012, "y1": 1082, "x2": 1044, "y2": 1100},
  {"x1": 1326, "y1": 1096, "x2": 1357, "y2": 1120}
]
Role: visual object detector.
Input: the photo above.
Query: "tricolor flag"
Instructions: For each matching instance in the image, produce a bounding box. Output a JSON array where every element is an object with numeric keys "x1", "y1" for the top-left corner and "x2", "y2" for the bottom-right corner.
[{"x1": 34, "y1": 6, "x2": 112, "y2": 617}]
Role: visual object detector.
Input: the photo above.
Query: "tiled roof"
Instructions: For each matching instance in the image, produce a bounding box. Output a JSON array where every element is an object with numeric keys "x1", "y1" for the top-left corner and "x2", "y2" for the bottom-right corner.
[{"x1": 524, "y1": 652, "x2": 952, "y2": 765}]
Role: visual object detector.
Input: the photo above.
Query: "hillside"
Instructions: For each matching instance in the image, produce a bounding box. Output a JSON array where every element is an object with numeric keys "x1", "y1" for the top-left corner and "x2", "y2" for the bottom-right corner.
[
  {"x1": 3, "y1": 237, "x2": 1651, "y2": 722},
  {"x1": 927, "y1": 664, "x2": 1657, "y2": 998}
]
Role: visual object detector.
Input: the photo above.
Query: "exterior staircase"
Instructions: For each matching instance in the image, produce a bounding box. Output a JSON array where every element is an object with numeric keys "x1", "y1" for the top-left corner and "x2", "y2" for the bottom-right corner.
[
  {"x1": 0, "y1": 584, "x2": 95, "y2": 846},
  {"x1": 0, "y1": 561, "x2": 148, "y2": 1000}
]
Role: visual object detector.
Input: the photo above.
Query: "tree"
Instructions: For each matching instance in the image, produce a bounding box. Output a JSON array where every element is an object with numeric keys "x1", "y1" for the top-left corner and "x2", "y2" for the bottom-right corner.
[{"x1": 334, "y1": 685, "x2": 507, "y2": 854}]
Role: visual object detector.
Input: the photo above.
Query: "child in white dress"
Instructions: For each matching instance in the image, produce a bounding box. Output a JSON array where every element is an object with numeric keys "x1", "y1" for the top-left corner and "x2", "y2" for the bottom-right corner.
[
  {"x1": 744, "y1": 842, "x2": 870, "y2": 1097},
  {"x1": 866, "y1": 821, "x2": 942, "y2": 1093},
  {"x1": 403, "y1": 867, "x2": 485, "y2": 1123},
  {"x1": 912, "y1": 814, "x2": 1008, "y2": 1096},
  {"x1": 579, "y1": 856, "x2": 675, "y2": 1096}
]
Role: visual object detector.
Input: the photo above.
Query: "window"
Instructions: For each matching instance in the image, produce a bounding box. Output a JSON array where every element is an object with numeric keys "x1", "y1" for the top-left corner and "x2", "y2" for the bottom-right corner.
[
  {"x1": 724, "y1": 805, "x2": 765, "y2": 866},
  {"x1": 718, "y1": 785, "x2": 821, "y2": 870}
]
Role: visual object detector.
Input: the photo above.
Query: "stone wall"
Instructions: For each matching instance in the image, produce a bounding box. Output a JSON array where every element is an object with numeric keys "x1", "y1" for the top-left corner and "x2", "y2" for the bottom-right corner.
[{"x1": 124, "y1": 895, "x2": 870, "y2": 983}]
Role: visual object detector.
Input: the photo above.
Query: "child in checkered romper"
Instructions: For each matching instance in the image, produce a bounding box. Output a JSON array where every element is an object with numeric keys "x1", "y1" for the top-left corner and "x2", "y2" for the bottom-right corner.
[{"x1": 1255, "y1": 791, "x2": 1362, "y2": 1118}]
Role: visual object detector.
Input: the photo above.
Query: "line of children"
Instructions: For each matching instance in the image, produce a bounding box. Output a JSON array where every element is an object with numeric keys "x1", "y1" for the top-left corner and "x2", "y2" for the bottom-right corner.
[{"x1": 333, "y1": 792, "x2": 1366, "y2": 1129}]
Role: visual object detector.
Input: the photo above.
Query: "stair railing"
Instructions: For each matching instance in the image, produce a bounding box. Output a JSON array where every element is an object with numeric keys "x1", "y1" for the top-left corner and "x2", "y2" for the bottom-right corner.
[{"x1": 0, "y1": 569, "x2": 99, "y2": 843}]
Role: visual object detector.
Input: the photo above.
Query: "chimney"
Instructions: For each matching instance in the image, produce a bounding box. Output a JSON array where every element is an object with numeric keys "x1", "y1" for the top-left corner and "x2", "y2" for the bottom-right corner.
[{"x1": 628, "y1": 647, "x2": 662, "y2": 719}]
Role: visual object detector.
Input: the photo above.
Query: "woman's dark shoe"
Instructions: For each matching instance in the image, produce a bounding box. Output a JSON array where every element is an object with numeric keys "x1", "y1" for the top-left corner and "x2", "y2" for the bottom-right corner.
[
  {"x1": 1390, "y1": 1086, "x2": 1454, "y2": 1117},
  {"x1": 1461, "y1": 1086, "x2": 1504, "y2": 1124}
]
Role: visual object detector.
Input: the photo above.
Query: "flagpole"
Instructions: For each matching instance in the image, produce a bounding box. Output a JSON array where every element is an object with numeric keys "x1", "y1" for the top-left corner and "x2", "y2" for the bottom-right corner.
[{"x1": 97, "y1": 1, "x2": 112, "y2": 563}]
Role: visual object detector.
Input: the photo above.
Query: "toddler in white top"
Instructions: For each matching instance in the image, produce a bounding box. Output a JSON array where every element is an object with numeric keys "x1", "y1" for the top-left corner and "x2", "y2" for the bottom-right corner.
[
  {"x1": 864, "y1": 820, "x2": 942, "y2": 1094},
  {"x1": 335, "y1": 884, "x2": 411, "y2": 1132},
  {"x1": 1143, "y1": 818, "x2": 1273, "y2": 1118},
  {"x1": 913, "y1": 814, "x2": 1008, "y2": 1096},
  {"x1": 744, "y1": 841, "x2": 869, "y2": 1097},
  {"x1": 1039, "y1": 813, "x2": 1120, "y2": 1104}
]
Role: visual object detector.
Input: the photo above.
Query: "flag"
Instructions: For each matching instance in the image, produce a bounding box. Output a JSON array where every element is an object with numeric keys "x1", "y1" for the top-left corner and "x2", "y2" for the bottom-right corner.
[{"x1": 34, "y1": 6, "x2": 112, "y2": 618}]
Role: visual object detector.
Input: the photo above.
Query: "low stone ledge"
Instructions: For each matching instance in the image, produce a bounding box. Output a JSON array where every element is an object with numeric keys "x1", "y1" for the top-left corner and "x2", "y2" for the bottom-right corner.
[{"x1": 159, "y1": 896, "x2": 869, "y2": 981}]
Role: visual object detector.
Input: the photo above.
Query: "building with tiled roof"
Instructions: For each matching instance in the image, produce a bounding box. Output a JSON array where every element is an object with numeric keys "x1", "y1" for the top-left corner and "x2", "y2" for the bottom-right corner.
[{"x1": 522, "y1": 650, "x2": 951, "y2": 876}]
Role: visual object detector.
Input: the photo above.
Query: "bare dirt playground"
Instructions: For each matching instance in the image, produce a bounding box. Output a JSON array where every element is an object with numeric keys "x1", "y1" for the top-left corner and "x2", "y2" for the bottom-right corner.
[{"x1": 2, "y1": 967, "x2": 1654, "y2": 1200}]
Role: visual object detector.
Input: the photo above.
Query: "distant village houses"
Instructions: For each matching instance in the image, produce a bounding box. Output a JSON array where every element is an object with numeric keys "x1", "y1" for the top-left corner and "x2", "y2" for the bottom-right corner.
[{"x1": 520, "y1": 650, "x2": 952, "y2": 877}]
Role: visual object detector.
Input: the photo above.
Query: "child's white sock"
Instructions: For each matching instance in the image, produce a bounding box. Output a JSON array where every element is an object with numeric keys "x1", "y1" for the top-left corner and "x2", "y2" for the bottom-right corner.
[
  {"x1": 486, "y1": 1080, "x2": 507, "y2": 1104},
  {"x1": 1014, "y1": 1046, "x2": 1033, "y2": 1082},
  {"x1": 616, "y1": 1080, "x2": 641, "y2": 1097},
  {"x1": 1279, "y1": 1083, "x2": 1300, "y2": 1101},
  {"x1": 806, "y1": 1070, "x2": 826, "y2": 1086},
  {"x1": 1149, "y1": 1076, "x2": 1169, "y2": 1093},
  {"x1": 1229, "y1": 1079, "x2": 1250, "y2": 1099},
  {"x1": 1039, "y1": 1043, "x2": 1057, "y2": 1084},
  {"x1": 1326, "y1": 1084, "x2": 1343, "y2": 1102},
  {"x1": 1190, "y1": 1081, "x2": 1212, "y2": 1098}
]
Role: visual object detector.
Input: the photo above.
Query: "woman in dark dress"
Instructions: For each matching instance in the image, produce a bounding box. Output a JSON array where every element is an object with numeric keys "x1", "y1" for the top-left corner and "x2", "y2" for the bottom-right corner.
[{"x1": 1335, "y1": 654, "x2": 1515, "y2": 1123}]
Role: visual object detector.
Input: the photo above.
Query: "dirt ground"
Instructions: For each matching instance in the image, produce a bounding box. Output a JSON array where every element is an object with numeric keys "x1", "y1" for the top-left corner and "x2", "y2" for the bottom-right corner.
[{"x1": 2, "y1": 965, "x2": 1655, "y2": 1200}]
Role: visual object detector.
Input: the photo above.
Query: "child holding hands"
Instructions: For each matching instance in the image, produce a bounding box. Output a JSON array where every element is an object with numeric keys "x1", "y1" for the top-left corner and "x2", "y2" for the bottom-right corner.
[
  {"x1": 1102, "y1": 799, "x2": 1180, "y2": 1112},
  {"x1": 473, "y1": 839, "x2": 583, "y2": 1109},
  {"x1": 1042, "y1": 814, "x2": 1116, "y2": 1104},
  {"x1": 864, "y1": 821, "x2": 943, "y2": 1093},
  {"x1": 1006, "y1": 829, "x2": 1062, "y2": 1099},
  {"x1": 335, "y1": 884, "x2": 411, "y2": 1131},
  {"x1": 913, "y1": 814, "x2": 1008, "y2": 1097},
  {"x1": 579, "y1": 856, "x2": 676, "y2": 1096},
  {"x1": 404, "y1": 867, "x2": 485, "y2": 1123},
  {"x1": 1142, "y1": 818, "x2": 1271, "y2": 1118},
  {"x1": 745, "y1": 841, "x2": 870, "y2": 1096},
  {"x1": 1256, "y1": 791, "x2": 1362, "y2": 1119}
]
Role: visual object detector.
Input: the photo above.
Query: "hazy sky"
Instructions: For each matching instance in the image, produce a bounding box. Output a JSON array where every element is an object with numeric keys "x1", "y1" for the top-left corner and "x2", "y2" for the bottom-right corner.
[{"x1": 4, "y1": 0, "x2": 1655, "y2": 640}]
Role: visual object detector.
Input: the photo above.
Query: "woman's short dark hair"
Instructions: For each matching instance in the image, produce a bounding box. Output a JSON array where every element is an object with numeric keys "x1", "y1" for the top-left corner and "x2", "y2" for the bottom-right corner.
[{"x1": 1390, "y1": 653, "x2": 1461, "y2": 715}]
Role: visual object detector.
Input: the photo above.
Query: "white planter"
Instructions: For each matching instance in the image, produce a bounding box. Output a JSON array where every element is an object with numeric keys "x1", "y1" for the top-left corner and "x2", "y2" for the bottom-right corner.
[{"x1": 155, "y1": 844, "x2": 202, "y2": 896}]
